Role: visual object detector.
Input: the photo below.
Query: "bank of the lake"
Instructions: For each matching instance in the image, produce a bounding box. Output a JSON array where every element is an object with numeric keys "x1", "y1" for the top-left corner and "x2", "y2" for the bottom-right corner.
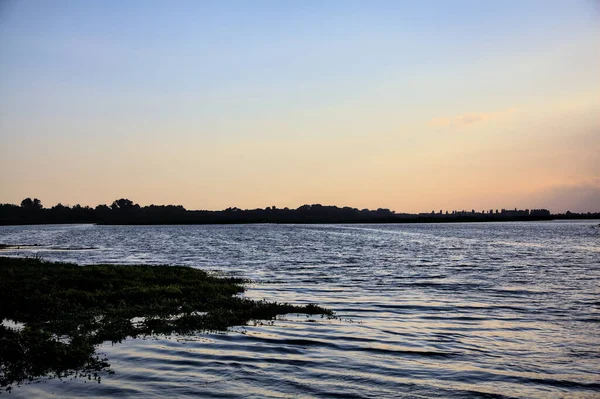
[{"x1": 0, "y1": 257, "x2": 331, "y2": 392}]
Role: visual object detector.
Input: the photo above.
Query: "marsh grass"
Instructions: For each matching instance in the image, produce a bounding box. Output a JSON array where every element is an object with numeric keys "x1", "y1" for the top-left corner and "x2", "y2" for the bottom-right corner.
[{"x1": 0, "y1": 257, "x2": 332, "y2": 392}]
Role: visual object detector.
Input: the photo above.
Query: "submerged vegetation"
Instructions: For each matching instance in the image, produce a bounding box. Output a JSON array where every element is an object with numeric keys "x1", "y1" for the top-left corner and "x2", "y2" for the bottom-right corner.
[{"x1": 0, "y1": 257, "x2": 332, "y2": 392}]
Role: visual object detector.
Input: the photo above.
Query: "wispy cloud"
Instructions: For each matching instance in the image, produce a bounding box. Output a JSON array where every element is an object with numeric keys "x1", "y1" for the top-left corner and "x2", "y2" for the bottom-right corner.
[{"x1": 429, "y1": 108, "x2": 516, "y2": 127}]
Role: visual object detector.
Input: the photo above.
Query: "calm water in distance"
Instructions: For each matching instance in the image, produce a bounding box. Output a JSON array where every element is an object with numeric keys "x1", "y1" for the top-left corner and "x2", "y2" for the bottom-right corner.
[{"x1": 1, "y1": 221, "x2": 599, "y2": 399}]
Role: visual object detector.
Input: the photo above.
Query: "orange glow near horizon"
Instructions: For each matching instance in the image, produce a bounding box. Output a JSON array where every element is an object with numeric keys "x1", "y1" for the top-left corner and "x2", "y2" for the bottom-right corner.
[{"x1": 3, "y1": 99, "x2": 598, "y2": 213}]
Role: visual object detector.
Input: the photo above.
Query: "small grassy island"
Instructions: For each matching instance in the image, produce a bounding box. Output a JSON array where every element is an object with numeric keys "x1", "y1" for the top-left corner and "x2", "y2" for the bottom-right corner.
[{"x1": 0, "y1": 257, "x2": 332, "y2": 392}]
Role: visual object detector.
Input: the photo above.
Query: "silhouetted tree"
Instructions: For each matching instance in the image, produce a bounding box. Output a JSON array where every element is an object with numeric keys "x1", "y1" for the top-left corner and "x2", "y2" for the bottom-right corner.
[
  {"x1": 52, "y1": 203, "x2": 68, "y2": 211},
  {"x1": 20, "y1": 198, "x2": 33, "y2": 208},
  {"x1": 20, "y1": 198, "x2": 42, "y2": 209},
  {"x1": 110, "y1": 199, "x2": 138, "y2": 210}
]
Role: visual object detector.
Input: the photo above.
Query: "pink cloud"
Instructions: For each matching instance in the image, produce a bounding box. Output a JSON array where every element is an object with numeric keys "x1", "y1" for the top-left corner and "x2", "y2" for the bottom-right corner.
[
  {"x1": 523, "y1": 181, "x2": 600, "y2": 213},
  {"x1": 430, "y1": 108, "x2": 516, "y2": 127}
]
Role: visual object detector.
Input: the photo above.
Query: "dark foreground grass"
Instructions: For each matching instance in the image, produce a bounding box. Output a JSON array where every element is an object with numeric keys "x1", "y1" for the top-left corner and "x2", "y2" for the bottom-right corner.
[{"x1": 0, "y1": 257, "x2": 333, "y2": 392}]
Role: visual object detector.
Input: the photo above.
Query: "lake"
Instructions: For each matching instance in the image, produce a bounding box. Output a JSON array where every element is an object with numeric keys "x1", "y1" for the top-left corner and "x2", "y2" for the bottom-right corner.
[{"x1": 1, "y1": 222, "x2": 599, "y2": 398}]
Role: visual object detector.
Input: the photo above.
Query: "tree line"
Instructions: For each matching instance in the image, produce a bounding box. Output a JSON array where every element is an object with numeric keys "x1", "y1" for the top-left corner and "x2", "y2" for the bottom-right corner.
[
  {"x1": 0, "y1": 198, "x2": 398, "y2": 224},
  {"x1": 0, "y1": 198, "x2": 596, "y2": 225}
]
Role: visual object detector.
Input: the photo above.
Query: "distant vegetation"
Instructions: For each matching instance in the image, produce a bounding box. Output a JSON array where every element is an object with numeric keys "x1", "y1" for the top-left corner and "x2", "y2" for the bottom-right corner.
[
  {"x1": 0, "y1": 257, "x2": 332, "y2": 391},
  {"x1": 0, "y1": 198, "x2": 597, "y2": 225}
]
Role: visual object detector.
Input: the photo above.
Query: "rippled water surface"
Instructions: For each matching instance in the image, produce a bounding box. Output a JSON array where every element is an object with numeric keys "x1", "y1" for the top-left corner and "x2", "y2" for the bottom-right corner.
[{"x1": 1, "y1": 222, "x2": 599, "y2": 398}]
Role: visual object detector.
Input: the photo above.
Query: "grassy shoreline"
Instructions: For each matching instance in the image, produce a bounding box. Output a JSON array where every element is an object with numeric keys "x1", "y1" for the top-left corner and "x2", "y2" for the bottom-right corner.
[{"x1": 0, "y1": 257, "x2": 332, "y2": 392}]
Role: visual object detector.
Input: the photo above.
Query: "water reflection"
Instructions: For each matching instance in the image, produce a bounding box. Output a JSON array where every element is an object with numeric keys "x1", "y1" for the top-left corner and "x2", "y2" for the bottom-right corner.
[{"x1": 0, "y1": 221, "x2": 599, "y2": 398}]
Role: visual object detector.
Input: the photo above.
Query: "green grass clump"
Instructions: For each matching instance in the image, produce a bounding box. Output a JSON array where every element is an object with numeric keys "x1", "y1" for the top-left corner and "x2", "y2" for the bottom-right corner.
[{"x1": 0, "y1": 257, "x2": 332, "y2": 391}]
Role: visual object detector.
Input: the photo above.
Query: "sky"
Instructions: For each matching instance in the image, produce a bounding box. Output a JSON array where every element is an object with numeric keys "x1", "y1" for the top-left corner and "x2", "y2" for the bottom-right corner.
[{"x1": 1, "y1": 0, "x2": 599, "y2": 213}]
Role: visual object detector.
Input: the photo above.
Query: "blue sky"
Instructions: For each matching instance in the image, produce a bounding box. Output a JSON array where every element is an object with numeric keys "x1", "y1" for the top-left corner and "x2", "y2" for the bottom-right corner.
[{"x1": 1, "y1": 1, "x2": 599, "y2": 211}]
